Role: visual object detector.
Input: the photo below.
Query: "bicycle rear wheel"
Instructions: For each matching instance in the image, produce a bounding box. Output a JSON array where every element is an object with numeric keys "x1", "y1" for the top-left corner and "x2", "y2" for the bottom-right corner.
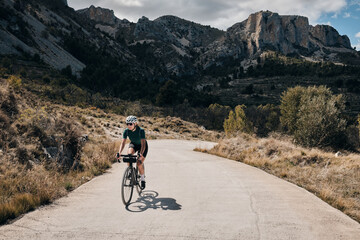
[{"x1": 121, "y1": 167, "x2": 134, "y2": 205}]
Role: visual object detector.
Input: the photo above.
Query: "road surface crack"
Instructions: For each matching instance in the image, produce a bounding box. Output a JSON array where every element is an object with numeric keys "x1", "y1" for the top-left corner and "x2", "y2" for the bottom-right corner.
[{"x1": 249, "y1": 192, "x2": 261, "y2": 240}]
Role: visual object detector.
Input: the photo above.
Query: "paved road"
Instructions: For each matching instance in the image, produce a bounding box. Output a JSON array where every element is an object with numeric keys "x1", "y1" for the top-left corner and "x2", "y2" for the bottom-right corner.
[{"x1": 1, "y1": 140, "x2": 359, "y2": 240}]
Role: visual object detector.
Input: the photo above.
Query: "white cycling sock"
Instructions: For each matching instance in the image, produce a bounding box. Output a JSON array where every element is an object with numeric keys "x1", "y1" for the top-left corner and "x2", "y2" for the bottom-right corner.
[{"x1": 141, "y1": 175, "x2": 145, "y2": 181}]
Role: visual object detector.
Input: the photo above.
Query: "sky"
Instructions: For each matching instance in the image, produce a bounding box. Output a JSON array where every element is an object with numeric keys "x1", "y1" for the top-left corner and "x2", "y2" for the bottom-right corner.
[{"x1": 68, "y1": 0, "x2": 360, "y2": 49}]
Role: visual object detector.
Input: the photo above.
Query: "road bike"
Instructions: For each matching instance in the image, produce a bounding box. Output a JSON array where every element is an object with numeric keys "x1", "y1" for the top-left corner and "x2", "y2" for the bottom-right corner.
[{"x1": 118, "y1": 153, "x2": 143, "y2": 206}]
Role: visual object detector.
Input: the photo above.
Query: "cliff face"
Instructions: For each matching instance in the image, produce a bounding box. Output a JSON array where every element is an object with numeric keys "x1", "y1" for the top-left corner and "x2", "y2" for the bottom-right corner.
[
  {"x1": 310, "y1": 25, "x2": 351, "y2": 48},
  {"x1": 77, "y1": 5, "x2": 117, "y2": 26},
  {"x1": 196, "y1": 11, "x2": 355, "y2": 69},
  {"x1": 226, "y1": 11, "x2": 351, "y2": 56},
  {"x1": 228, "y1": 12, "x2": 310, "y2": 55}
]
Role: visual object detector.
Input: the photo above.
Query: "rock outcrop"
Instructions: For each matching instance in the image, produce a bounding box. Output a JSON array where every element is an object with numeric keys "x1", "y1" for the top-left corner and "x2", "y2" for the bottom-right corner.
[
  {"x1": 227, "y1": 11, "x2": 351, "y2": 56},
  {"x1": 199, "y1": 11, "x2": 355, "y2": 69},
  {"x1": 310, "y1": 25, "x2": 351, "y2": 48},
  {"x1": 77, "y1": 5, "x2": 117, "y2": 26}
]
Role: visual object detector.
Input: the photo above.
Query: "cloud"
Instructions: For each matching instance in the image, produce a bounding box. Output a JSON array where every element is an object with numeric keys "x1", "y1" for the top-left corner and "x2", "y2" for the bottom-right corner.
[
  {"x1": 67, "y1": 0, "x2": 347, "y2": 30},
  {"x1": 356, "y1": 32, "x2": 360, "y2": 38},
  {"x1": 350, "y1": 0, "x2": 360, "y2": 5},
  {"x1": 343, "y1": 12, "x2": 351, "y2": 18},
  {"x1": 317, "y1": 21, "x2": 332, "y2": 26}
]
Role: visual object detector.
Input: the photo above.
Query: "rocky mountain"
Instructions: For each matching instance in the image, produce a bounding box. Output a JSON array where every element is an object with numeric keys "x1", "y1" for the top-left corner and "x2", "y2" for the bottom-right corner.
[
  {"x1": 77, "y1": 6, "x2": 224, "y2": 75},
  {"x1": 76, "y1": 7, "x2": 356, "y2": 72},
  {"x1": 200, "y1": 11, "x2": 354, "y2": 69},
  {"x1": 1, "y1": 1, "x2": 360, "y2": 108},
  {"x1": 1, "y1": 0, "x2": 357, "y2": 75},
  {"x1": 77, "y1": 5, "x2": 117, "y2": 26},
  {"x1": 0, "y1": 0, "x2": 138, "y2": 76}
]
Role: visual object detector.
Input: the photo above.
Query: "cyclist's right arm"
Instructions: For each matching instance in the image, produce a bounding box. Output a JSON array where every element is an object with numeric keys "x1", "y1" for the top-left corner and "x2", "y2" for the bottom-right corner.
[
  {"x1": 117, "y1": 129, "x2": 128, "y2": 160},
  {"x1": 118, "y1": 138, "x2": 126, "y2": 157}
]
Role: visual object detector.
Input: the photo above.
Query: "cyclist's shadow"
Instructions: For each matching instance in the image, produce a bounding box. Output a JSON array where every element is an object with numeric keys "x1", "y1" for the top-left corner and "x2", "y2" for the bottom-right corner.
[{"x1": 126, "y1": 190, "x2": 182, "y2": 212}]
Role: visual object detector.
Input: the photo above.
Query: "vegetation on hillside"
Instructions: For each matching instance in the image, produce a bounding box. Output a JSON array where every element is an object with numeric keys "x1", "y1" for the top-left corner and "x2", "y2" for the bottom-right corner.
[
  {"x1": 204, "y1": 52, "x2": 360, "y2": 79},
  {"x1": 0, "y1": 76, "x2": 121, "y2": 224},
  {"x1": 223, "y1": 85, "x2": 359, "y2": 150}
]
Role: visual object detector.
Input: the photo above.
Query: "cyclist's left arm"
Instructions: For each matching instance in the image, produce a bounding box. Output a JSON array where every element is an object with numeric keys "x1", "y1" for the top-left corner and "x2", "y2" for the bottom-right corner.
[
  {"x1": 140, "y1": 139, "x2": 146, "y2": 157},
  {"x1": 139, "y1": 129, "x2": 146, "y2": 161}
]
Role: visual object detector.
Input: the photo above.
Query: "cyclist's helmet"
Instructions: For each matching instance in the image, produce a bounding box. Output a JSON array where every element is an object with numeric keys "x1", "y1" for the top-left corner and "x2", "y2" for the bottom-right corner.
[{"x1": 126, "y1": 115, "x2": 138, "y2": 124}]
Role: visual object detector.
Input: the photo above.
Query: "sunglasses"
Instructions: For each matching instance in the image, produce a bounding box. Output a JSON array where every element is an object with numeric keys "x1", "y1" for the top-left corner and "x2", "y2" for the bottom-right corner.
[{"x1": 127, "y1": 123, "x2": 133, "y2": 126}]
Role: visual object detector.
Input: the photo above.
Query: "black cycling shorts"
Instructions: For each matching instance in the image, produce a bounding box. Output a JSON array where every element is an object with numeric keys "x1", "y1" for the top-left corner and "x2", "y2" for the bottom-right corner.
[{"x1": 129, "y1": 140, "x2": 148, "y2": 157}]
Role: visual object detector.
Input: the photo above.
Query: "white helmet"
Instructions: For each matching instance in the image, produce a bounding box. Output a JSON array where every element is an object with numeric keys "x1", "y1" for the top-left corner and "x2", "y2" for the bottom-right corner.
[{"x1": 126, "y1": 115, "x2": 137, "y2": 124}]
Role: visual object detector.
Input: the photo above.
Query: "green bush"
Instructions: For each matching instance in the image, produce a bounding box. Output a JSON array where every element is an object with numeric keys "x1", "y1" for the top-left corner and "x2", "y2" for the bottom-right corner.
[
  {"x1": 246, "y1": 104, "x2": 280, "y2": 137},
  {"x1": 155, "y1": 80, "x2": 178, "y2": 106},
  {"x1": 224, "y1": 105, "x2": 253, "y2": 135},
  {"x1": 7, "y1": 75, "x2": 22, "y2": 90},
  {"x1": 206, "y1": 103, "x2": 231, "y2": 130},
  {"x1": 61, "y1": 84, "x2": 90, "y2": 106},
  {"x1": 280, "y1": 86, "x2": 347, "y2": 148},
  {"x1": 279, "y1": 86, "x2": 305, "y2": 134}
]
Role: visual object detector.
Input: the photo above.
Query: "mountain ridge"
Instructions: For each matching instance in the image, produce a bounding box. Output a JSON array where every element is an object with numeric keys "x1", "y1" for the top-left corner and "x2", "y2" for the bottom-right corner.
[
  {"x1": 1, "y1": 0, "x2": 360, "y2": 111},
  {"x1": 1, "y1": 0, "x2": 357, "y2": 76}
]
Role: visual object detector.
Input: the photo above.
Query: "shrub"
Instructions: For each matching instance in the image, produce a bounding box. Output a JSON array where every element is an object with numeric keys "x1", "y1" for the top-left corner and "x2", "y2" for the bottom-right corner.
[
  {"x1": 280, "y1": 86, "x2": 305, "y2": 134},
  {"x1": 224, "y1": 105, "x2": 253, "y2": 135},
  {"x1": 206, "y1": 103, "x2": 231, "y2": 130},
  {"x1": 345, "y1": 125, "x2": 360, "y2": 149},
  {"x1": 7, "y1": 75, "x2": 22, "y2": 90},
  {"x1": 61, "y1": 84, "x2": 90, "y2": 106},
  {"x1": 91, "y1": 92, "x2": 106, "y2": 109},
  {"x1": 0, "y1": 83, "x2": 18, "y2": 118},
  {"x1": 18, "y1": 107, "x2": 51, "y2": 129},
  {"x1": 0, "y1": 110, "x2": 10, "y2": 128},
  {"x1": 155, "y1": 80, "x2": 178, "y2": 106},
  {"x1": 246, "y1": 104, "x2": 280, "y2": 137},
  {"x1": 16, "y1": 147, "x2": 29, "y2": 165},
  {"x1": 280, "y1": 86, "x2": 347, "y2": 148},
  {"x1": 0, "y1": 193, "x2": 39, "y2": 225}
]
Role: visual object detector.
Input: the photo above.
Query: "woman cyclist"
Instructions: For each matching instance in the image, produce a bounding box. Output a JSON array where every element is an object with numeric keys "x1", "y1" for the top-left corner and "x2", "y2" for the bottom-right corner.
[{"x1": 117, "y1": 116, "x2": 148, "y2": 189}]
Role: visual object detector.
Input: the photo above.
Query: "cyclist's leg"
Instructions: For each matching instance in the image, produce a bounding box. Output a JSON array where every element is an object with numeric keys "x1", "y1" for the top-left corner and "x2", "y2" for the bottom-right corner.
[
  {"x1": 138, "y1": 158, "x2": 145, "y2": 175},
  {"x1": 136, "y1": 141, "x2": 148, "y2": 175},
  {"x1": 127, "y1": 144, "x2": 135, "y2": 167}
]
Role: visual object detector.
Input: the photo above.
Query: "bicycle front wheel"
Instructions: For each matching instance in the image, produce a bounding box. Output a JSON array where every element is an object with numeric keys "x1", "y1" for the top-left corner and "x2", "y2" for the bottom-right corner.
[{"x1": 121, "y1": 167, "x2": 134, "y2": 205}]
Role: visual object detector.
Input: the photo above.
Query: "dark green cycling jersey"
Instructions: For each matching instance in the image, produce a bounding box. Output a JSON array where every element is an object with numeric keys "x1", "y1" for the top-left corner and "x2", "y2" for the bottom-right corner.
[{"x1": 123, "y1": 127, "x2": 146, "y2": 145}]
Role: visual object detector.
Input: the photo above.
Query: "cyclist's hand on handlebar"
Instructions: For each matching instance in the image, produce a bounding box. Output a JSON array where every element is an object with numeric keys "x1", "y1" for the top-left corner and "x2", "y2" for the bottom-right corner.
[{"x1": 116, "y1": 153, "x2": 121, "y2": 163}]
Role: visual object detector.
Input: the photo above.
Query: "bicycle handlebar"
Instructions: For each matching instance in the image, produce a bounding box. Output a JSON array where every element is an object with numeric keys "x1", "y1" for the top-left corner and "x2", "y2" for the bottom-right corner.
[
  {"x1": 118, "y1": 153, "x2": 141, "y2": 163},
  {"x1": 120, "y1": 154, "x2": 139, "y2": 158}
]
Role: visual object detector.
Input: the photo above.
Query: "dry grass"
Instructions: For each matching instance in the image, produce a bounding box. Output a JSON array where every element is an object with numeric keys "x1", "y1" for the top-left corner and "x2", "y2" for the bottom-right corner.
[
  {"x1": 0, "y1": 141, "x2": 119, "y2": 224},
  {"x1": 196, "y1": 132, "x2": 360, "y2": 223}
]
